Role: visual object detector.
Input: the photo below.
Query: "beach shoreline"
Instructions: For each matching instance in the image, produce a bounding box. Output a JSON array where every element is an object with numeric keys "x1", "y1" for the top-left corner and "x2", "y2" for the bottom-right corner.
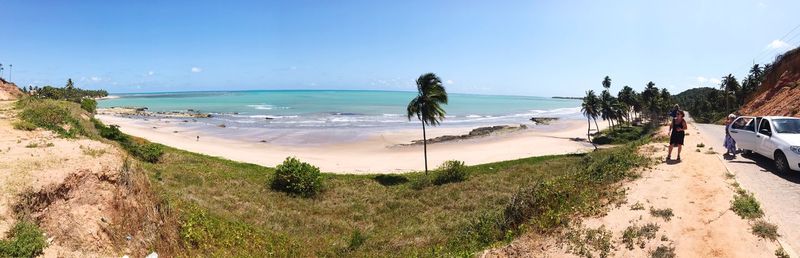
[{"x1": 97, "y1": 114, "x2": 606, "y2": 174}]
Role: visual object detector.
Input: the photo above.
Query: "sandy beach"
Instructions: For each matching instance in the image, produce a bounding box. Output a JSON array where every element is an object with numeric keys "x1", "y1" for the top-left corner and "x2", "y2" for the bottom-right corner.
[{"x1": 97, "y1": 115, "x2": 605, "y2": 174}]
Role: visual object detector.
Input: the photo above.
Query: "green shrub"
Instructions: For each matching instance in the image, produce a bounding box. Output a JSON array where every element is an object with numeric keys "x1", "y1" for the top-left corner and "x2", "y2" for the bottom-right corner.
[
  {"x1": 127, "y1": 142, "x2": 164, "y2": 163},
  {"x1": 15, "y1": 98, "x2": 97, "y2": 138},
  {"x1": 731, "y1": 192, "x2": 763, "y2": 219},
  {"x1": 80, "y1": 98, "x2": 97, "y2": 113},
  {"x1": 433, "y1": 160, "x2": 468, "y2": 185},
  {"x1": 270, "y1": 157, "x2": 323, "y2": 197},
  {"x1": 751, "y1": 220, "x2": 779, "y2": 240},
  {"x1": 0, "y1": 221, "x2": 47, "y2": 257},
  {"x1": 12, "y1": 120, "x2": 37, "y2": 131}
]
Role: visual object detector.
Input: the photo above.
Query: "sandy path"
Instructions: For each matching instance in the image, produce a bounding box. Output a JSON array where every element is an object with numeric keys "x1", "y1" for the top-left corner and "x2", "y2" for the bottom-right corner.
[
  {"x1": 98, "y1": 115, "x2": 604, "y2": 174},
  {"x1": 484, "y1": 121, "x2": 780, "y2": 257}
]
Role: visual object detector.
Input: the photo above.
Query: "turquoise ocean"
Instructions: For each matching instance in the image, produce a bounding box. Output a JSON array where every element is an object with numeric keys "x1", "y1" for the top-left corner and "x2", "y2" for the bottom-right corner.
[{"x1": 99, "y1": 90, "x2": 582, "y2": 130}]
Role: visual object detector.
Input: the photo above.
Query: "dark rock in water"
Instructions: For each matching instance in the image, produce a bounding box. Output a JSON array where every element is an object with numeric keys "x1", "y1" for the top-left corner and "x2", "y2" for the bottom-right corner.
[
  {"x1": 265, "y1": 117, "x2": 274, "y2": 120},
  {"x1": 182, "y1": 120, "x2": 189, "y2": 122},
  {"x1": 260, "y1": 140, "x2": 267, "y2": 143},
  {"x1": 218, "y1": 124, "x2": 226, "y2": 128},
  {"x1": 188, "y1": 109, "x2": 195, "y2": 112},
  {"x1": 530, "y1": 117, "x2": 558, "y2": 125},
  {"x1": 233, "y1": 112, "x2": 239, "y2": 115},
  {"x1": 173, "y1": 131, "x2": 178, "y2": 133},
  {"x1": 331, "y1": 112, "x2": 362, "y2": 116},
  {"x1": 404, "y1": 124, "x2": 528, "y2": 146}
]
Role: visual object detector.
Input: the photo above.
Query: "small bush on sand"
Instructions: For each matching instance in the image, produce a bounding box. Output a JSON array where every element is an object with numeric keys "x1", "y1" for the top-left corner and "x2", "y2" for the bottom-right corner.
[
  {"x1": 271, "y1": 157, "x2": 323, "y2": 197},
  {"x1": 776, "y1": 247, "x2": 790, "y2": 258},
  {"x1": 650, "y1": 244, "x2": 676, "y2": 258},
  {"x1": 731, "y1": 191, "x2": 763, "y2": 219},
  {"x1": 649, "y1": 207, "x2": 674, "y2": 221},
  {"x1": 751, "y1": 220, "x2": 779, "y2": 240},
  {"x1": 0, "y1": 221, "x2": 47, "y2": 257},
  {"x1": 433, "y1": 160, "x2": 468, "y2": 185}
]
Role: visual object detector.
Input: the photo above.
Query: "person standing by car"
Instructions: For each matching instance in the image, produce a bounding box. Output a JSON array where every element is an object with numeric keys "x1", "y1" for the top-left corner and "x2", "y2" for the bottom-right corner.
[
  {"x1": 667, "y1": 111, "x2": 688, "y2": 161},
  {"x1": 724, "y1": 114, "x2": 737, "y2": 157}
]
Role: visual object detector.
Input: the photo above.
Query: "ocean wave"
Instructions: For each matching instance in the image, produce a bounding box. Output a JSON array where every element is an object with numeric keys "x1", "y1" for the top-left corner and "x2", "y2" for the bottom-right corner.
[{"x1": 247, "y1": 104, "x2": 274, "y2": 110}]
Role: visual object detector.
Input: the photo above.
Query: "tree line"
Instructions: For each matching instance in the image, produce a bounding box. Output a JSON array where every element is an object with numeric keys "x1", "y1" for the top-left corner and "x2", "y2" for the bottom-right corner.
[
  {"x1": 673, "y1": 64, "x2": 767, "y2": 123},
  {"x1": 581, "y1": 76, "x2": 673, "y2": 145},
  {"x1": 20, "y1": 78, "x2": 109, "y2": 102}
]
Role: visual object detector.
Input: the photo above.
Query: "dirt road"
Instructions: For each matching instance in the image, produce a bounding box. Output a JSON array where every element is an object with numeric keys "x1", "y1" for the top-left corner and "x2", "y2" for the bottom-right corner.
[
  {"x1": 484, "y1": 120, "x2": 782, "y2": 257},
  {"x1": 696, "y1": 122, "x2": 800, "y2": 256}
]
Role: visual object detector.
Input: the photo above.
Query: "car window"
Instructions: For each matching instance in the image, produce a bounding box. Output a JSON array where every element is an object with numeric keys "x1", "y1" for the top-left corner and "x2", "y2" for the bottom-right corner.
[
  {"x1": 759, "y1": 119, "x2": 772, "y2": 134},
  {"x1": 732, "y1": 117, "x2": 754, "y2": 132},
  {"x1": 773, "y1": 119, "x2": 800, "y2": 134}
]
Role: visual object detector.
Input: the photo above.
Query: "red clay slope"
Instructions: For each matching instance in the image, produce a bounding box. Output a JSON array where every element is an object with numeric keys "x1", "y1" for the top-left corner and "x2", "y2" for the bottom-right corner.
[
  {"x1": 739, "y1": 47, "x2": 800, "y2": 117},
  {"x1": 0, "y1": 78, "x2": 24, "y2": 100}
]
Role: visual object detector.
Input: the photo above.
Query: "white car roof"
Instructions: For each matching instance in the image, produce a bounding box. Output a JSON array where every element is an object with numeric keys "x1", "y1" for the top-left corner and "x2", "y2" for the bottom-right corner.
[{"x1": 761, "y1": 116, "x2": 799, "y2": 119}]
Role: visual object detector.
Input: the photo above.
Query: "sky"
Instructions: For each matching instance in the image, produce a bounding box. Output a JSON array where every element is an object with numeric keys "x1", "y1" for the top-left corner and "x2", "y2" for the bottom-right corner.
[{"x1": 1, "y1": 0, "x2": 799, "y2": 96}]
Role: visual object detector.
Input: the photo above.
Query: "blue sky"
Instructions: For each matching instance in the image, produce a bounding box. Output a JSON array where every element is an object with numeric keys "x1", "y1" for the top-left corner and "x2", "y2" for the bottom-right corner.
[{"x1": 2, "y1": 0, "x2": 799, "y2": 96}]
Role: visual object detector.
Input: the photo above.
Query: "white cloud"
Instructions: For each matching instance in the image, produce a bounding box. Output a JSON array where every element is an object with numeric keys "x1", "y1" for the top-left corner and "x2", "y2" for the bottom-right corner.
[
  {"x1": 90, "y1": 76, "x2": 102, "y2": 82},
  {"x1": 147, "y1": 71, "x2": 155, "y2": 76},
  {"x1": 696, "y1": 76, "x2": 708, "y2": 83},
  {"x1": 191, "y1": 67, "x2": 202, "y2": 73},
  {"x1": 446, "y1": 79, "x2": 454, "y2": 85},
  {"x1": 766, "y1": 39, "x2": 792, "y2": 49},
  {"x1": 709, "y1": 78, "x2": 721, "y2": 85}
]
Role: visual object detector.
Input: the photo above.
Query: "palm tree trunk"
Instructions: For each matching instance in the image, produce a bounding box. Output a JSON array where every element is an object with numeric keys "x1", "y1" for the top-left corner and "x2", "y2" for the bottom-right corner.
[
  {"x1": 587, "y1": 118, "x2": 596, "y2": 150},
  {"x1": 593, "y1": 118, "x2": 600, "y2": 135},
  {"x1": 422, "y1": 119, "x2": 428, "y2": 175}
]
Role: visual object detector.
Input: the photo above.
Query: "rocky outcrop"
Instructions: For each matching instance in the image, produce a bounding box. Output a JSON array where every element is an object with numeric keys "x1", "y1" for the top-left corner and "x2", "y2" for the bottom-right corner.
[
  {"x1": 401, "y1": 124, "x2": 528, "y2": 146},
  {"x1": 0, "y1": 78, "x2": 24, "y2": 100},
  {"x1": 739, "y1": 47, "x2": 800, "y2": 117}
]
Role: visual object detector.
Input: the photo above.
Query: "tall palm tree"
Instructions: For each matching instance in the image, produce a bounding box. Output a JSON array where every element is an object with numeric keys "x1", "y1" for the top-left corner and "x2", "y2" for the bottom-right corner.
[
  {"x1": 642, "y1": 81, "x2": 660, "y2": 122},
  {"x1": 617, "y1": 86, "x2": 636, "y2": 122},
  {"x1": 407, "y1": 73, "x2": 448, "y2": 174},
  {"x1": 581, "y1": 90, "x2": 599, "y2": 150},
  {"x1": 600, "y1": 90, "x2": 615, "y2": 129}
]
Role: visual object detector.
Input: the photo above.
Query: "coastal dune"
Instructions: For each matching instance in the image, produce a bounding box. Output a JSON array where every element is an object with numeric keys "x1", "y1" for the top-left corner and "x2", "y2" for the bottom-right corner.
[{"x1": 97, "y1": 115, "x2": 603, "y2": 174}]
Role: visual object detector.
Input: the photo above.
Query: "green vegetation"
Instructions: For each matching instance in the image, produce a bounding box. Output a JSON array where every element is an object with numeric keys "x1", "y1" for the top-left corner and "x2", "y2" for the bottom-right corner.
[
  {"x1": 270, "y1": 157, "x2": 323, "y2": 197},
  {"x1": 563, "y1": 225, "x2": 613, "y2": 258},
  {"x1": 25, "y1": 78, "x2": 108, "y2": 103},
  {"x1": 94, "y1": 121, "x2": 164, "y2": 163},
  {"x1": 674, "y1": 64, "x2": 767, "y2": 123},
  {"x1": 731, "y1": 191, "x2": 764, "y2": 219},
  {"x1": 751, "y1": 220, "x2": 779, "y2": 240},
  {"x1": 592, "y1": 123, "x2": 653, "y2": 145},
  {"x1": 696, "y1": 143, "x2": 705, "y2": 148},
  {"x1": 583, "y1": 76, "x2": 672, "y2": 146},
  {"x1": 11, "y1": 120, "x2": 36, "y2": 131},
  {"x1": 15, "y1": 98, "x2": 98, "y2": 138},
  {"x1": 621, "y1": 223, "x2": 660, "y2": 250},
  {"x1": 80, "y1": 98, "x2": 97, "y2": 113},
  {"x1": 649, "y1": 207, "x2": 674, "y2": 221},
  {"x1": 132, "y1": 137, "x2": 649, "y2": 256},
  {"x1": 433, "y1": 160, "x2": 467, "y2": 185},
  {"x1": 650, "y1": 244, "x2": 676, "y2": 258},
  {"x1": 0, "y1": 221, "x2": 47, "y2": 257},
  {"x1": 406, "y1": 73, "x2": 449, "y2": 174}
]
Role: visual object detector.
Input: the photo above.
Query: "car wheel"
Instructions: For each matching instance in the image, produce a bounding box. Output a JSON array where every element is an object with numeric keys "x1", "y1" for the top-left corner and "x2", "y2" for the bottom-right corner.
[{"x1": 774, "y1": 151, "x2": 790, "y2": 174}]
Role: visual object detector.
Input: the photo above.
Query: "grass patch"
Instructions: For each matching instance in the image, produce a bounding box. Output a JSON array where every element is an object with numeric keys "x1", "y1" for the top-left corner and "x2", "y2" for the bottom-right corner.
[
  {"x1": 630, "y1": 201, "x2": 645, "y2": 210},
  {"x1": 563, "y1": 225, "x2": 614, "y2": 258},
  {"x1": 621, "y1": 223, "x2": 659, "y2": 250},
  {"x1": 24, "y1": 142, "x2": 38, "y2": 148},
  {"x1": 696, "y1": 143, "x2": 705, "y2": 148},
  {"x1": 14, "y1": 98, "x2": 98, "y2": 138},
  {"x1": 592, "y1": 124, "x2": 653, "y2": 145},
  {"x1": 650, "y1": 244, "x2": 676, "y2": 258},
  {"x1": 731, "y1": 191, "x2": 764, "y2": 219},
  {"x1": 135, "y1": 138, "x2": 650, "y2": 256},
  {"x1": 0, "y1": 221, "x2": 47, "y2": 257},
  {"x1": 433, "y1": 160, "x2": 467, "y2": 185},
  {"x1": 80, "y1": 145, "x2": 107, "y2": 157},
  {"x1": 649, "y1": 207, "x2": 674, "y2": 221},
  {"x1": 751, "y1": 220, "x2": 779, "y2": 240},
  {"x1": 12, "y1": 120, "x2": 37, "y2": 131}
]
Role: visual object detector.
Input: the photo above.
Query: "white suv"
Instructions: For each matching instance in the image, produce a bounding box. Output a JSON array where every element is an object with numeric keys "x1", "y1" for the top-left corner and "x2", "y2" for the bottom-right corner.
[{"x1": 729, "y1": 116, "x2": 800, "y2": 173}]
